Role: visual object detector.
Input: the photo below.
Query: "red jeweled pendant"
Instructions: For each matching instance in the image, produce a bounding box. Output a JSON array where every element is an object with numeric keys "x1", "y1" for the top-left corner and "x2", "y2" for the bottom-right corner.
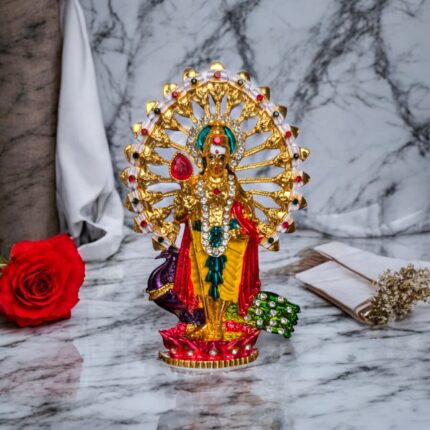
[
  {"x1": 282, "y1": 221, "x2": 289, "y2": 229},
  {"x1": 212, "y1": 135, "x2": 223, "y2": 145},
  {"x1": 170, "y1": 153, "x2": 193, "y2": 181},
  {"x1": 285, "y1": 130, "x2": 292, "y2": 139},
  {"x1": 213, "y1": 188, "x2": 221, "y2": 195}
]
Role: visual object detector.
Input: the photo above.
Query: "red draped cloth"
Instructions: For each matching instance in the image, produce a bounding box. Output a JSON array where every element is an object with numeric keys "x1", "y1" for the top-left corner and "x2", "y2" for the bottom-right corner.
[
  {"x1": 173, "y1": 223, "x2": 199, "y2": 311},
  {"x1": 231, "y1": 201, "x2": 261, "y2": 314},
  {"x1": 173, "y1": 201, "x2": 261, "y2": 315}
]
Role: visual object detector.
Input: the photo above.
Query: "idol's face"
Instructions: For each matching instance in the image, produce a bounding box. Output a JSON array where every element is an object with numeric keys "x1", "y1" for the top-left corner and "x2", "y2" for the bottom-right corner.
[{"x1": 207, "y1": 153, "x2": 227, "y2": 177}]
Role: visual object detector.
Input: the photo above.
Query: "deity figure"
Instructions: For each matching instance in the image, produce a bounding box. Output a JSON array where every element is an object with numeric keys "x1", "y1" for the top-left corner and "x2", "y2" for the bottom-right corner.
[
  {"x1": 172, "y1": 124, "x2": 261, "y2": 341},
  {"x1": 121, "y1": 63, "x2": 310, "y2": 368}
]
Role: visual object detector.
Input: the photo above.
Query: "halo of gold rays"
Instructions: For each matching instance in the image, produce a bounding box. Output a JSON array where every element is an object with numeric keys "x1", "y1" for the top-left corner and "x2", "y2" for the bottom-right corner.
[{"x1": 120, "y1": 61, "x2": 310, "y2": 250}]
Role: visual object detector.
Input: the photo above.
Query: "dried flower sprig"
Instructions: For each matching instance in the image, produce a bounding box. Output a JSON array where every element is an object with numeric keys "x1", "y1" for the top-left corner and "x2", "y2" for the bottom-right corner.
[{"x1": 366, "y1": 265, "x2": 430, "y2": 325}]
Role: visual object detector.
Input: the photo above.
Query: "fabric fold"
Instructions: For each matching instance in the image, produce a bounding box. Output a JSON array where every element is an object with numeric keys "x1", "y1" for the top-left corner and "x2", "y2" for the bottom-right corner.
[
  {"x1": 313, "y1": 241, "x2": 430, "y2": 281},
  {"x1": 56, "y1": 0, "x2": 125, "y2": 261}
]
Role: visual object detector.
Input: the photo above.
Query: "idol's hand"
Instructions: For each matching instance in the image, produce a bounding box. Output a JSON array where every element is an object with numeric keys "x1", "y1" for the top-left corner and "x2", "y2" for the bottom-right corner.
[
  {"x1": 182, "y1": 194, "x2": 196, "y2": 209},
  {"x1": 173, "y1": 192, "x2": 195, "y2": 223}
]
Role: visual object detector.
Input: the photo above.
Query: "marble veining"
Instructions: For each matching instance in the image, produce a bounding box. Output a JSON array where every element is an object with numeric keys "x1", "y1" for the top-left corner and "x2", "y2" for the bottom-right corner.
[
  {"x1": 80, "y1": 0, "x2": 430, "y2": 236},
  {"x1": 0, "y1": 232, "x2": 429, "y2": 429}
]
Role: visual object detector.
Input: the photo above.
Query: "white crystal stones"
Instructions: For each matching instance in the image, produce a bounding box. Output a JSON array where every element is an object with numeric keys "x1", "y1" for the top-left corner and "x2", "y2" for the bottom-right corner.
[{"x1": 197, "y1": 175, "x2": 236, "y2": 256}]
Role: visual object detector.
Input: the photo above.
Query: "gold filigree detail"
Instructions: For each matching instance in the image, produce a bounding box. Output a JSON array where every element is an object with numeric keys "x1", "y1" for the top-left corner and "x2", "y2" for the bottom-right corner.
[
  {"x1": 159, "y1": 350, "x2": 259, "y2": 369},
  {"x1": 258, "y1": 86, "x2": 270, "y2": 101},
  {"x1": 146, "y1": 101, "x2": 158, "y2": 115},
  {"x1": 182, "y1": 67, "x2": 199, "y2": 81},
  {"x1": 147, "y1": 283, "x2": 174, "y2": 301},
  {"x1": 163, "y1": 83, "x2": 178, "y2": 97},
  {"x1": 247, "y1": 111, "x2": 273, "y2": 135},
  {"x1": 122, "y1": 65, "x2": 310, "y2": 249},
  {"x1": 237, "y1": 97, "x2": 261, "y2": 123},
  {"x1": 209, "y1": 61, "x2": 225, "y2": 71},
  {"x1": 237, "y1": 70, "x2": 250, "y2": 81}
]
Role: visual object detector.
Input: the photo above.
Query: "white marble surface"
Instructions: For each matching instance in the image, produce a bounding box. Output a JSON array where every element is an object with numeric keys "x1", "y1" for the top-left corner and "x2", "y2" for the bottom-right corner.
[
  {"x1": 80, "y1": 0, "x2": 430, "y2": 237},
  {"x1": 1, "y1": 232, "x2": 429, "y2": 430}
]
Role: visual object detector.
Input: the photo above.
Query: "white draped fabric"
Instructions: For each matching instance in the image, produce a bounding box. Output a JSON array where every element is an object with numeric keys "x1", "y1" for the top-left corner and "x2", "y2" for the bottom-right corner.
[{"x1": 56, "y1": 0, "x2": 125, "y2": 261}]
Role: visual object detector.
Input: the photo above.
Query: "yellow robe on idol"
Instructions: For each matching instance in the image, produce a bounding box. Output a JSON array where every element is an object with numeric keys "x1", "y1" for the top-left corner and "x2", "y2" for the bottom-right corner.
[{"x1": 188, "y1": 228, "x2": 248, "y2": 303}]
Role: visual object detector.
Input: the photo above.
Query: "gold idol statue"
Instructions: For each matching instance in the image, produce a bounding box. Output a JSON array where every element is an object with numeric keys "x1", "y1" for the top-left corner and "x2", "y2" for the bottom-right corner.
[{"x1": 121, "y1": 62, "x2": 309, "y2": 369}]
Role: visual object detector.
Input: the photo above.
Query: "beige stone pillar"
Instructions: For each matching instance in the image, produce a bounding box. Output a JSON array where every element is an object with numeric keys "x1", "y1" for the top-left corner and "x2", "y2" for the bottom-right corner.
[{"x1": 0, "y1": 0, "x2": 61, "y2": 255}]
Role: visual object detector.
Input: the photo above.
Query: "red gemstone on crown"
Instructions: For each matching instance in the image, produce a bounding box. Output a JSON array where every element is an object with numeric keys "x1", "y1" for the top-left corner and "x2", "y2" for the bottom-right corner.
[
  {"x1": 141, "y1": 128, "x2": 149, "y2": 136},
  {"x1": 140, "y1": 220, "x2": 148, "y2": 228},
  {"x1": 213, "y1": 188, "x2": 221, "y2": 195},
  {"x1": 295, "y1": 175, "x2": 302, "y2": 182},
  {"x1": 256, "y1": 94, "x2": 264, "y2": 102},
  {"x1": 128, "y1": 175, "x2": 136, "y2": 183},
  {"x1": 170, "y1": 153, "x2": 193, "y2": 181},
  {"x1": 214, "y1": 71, "x2": 221, "y2": 79},
  {"x1": 282, "y1": 221, "x2": 289, "y2": 229},
  {"x1": 213, "y1": 135, "x2": 223, "y2": 145},
  {"x1": 172, "y1": 91, "x2": 180, "y2": 99},
  {"x1": 285, "y1": 130, "x2": 292, "y2": 139}
]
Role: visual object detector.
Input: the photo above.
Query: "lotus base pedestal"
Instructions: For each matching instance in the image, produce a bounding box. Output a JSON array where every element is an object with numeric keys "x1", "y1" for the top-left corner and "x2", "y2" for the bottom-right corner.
[{"x1": 159, "y1": 321, "x2": 260, "y2": 369}]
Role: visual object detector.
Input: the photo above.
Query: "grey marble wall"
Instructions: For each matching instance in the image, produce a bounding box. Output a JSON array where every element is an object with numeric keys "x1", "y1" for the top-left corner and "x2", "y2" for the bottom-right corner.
[{"x1": 81, "y1": 0, "x2": 430, "y2": 237}]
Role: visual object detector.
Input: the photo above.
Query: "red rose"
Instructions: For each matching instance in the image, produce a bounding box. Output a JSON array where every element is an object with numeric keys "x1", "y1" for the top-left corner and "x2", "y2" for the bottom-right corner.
[{"x1": 0, "y1": 234, "x2": 85, "y2": 327}]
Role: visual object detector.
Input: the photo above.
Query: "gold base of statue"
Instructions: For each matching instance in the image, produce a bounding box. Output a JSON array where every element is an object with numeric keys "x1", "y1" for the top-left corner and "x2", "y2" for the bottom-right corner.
[{"x1": 159, "y1": 349, "x2": 259, "y2": 369}]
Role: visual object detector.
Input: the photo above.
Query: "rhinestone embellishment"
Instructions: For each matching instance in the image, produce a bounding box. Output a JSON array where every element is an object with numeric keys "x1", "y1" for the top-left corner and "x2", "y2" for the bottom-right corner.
[{"x1": 197, "y1": 175, "x2": 236, "y2": 256}]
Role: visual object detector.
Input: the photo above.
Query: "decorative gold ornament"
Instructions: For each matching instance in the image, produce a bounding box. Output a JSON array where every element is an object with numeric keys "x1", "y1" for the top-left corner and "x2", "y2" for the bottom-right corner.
[
  {"x1": 124, "y1": 63, "x2": 307, "y2": 368},
  {"x1": 147, "y1": 283, "x2": 174, "y2": 301},
  {"x1": 121, "y1": 62, "x2": 310, "y2": 249},
  {"x1": 158, "y1": 350, "x2": 259, "y2": 369}
]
